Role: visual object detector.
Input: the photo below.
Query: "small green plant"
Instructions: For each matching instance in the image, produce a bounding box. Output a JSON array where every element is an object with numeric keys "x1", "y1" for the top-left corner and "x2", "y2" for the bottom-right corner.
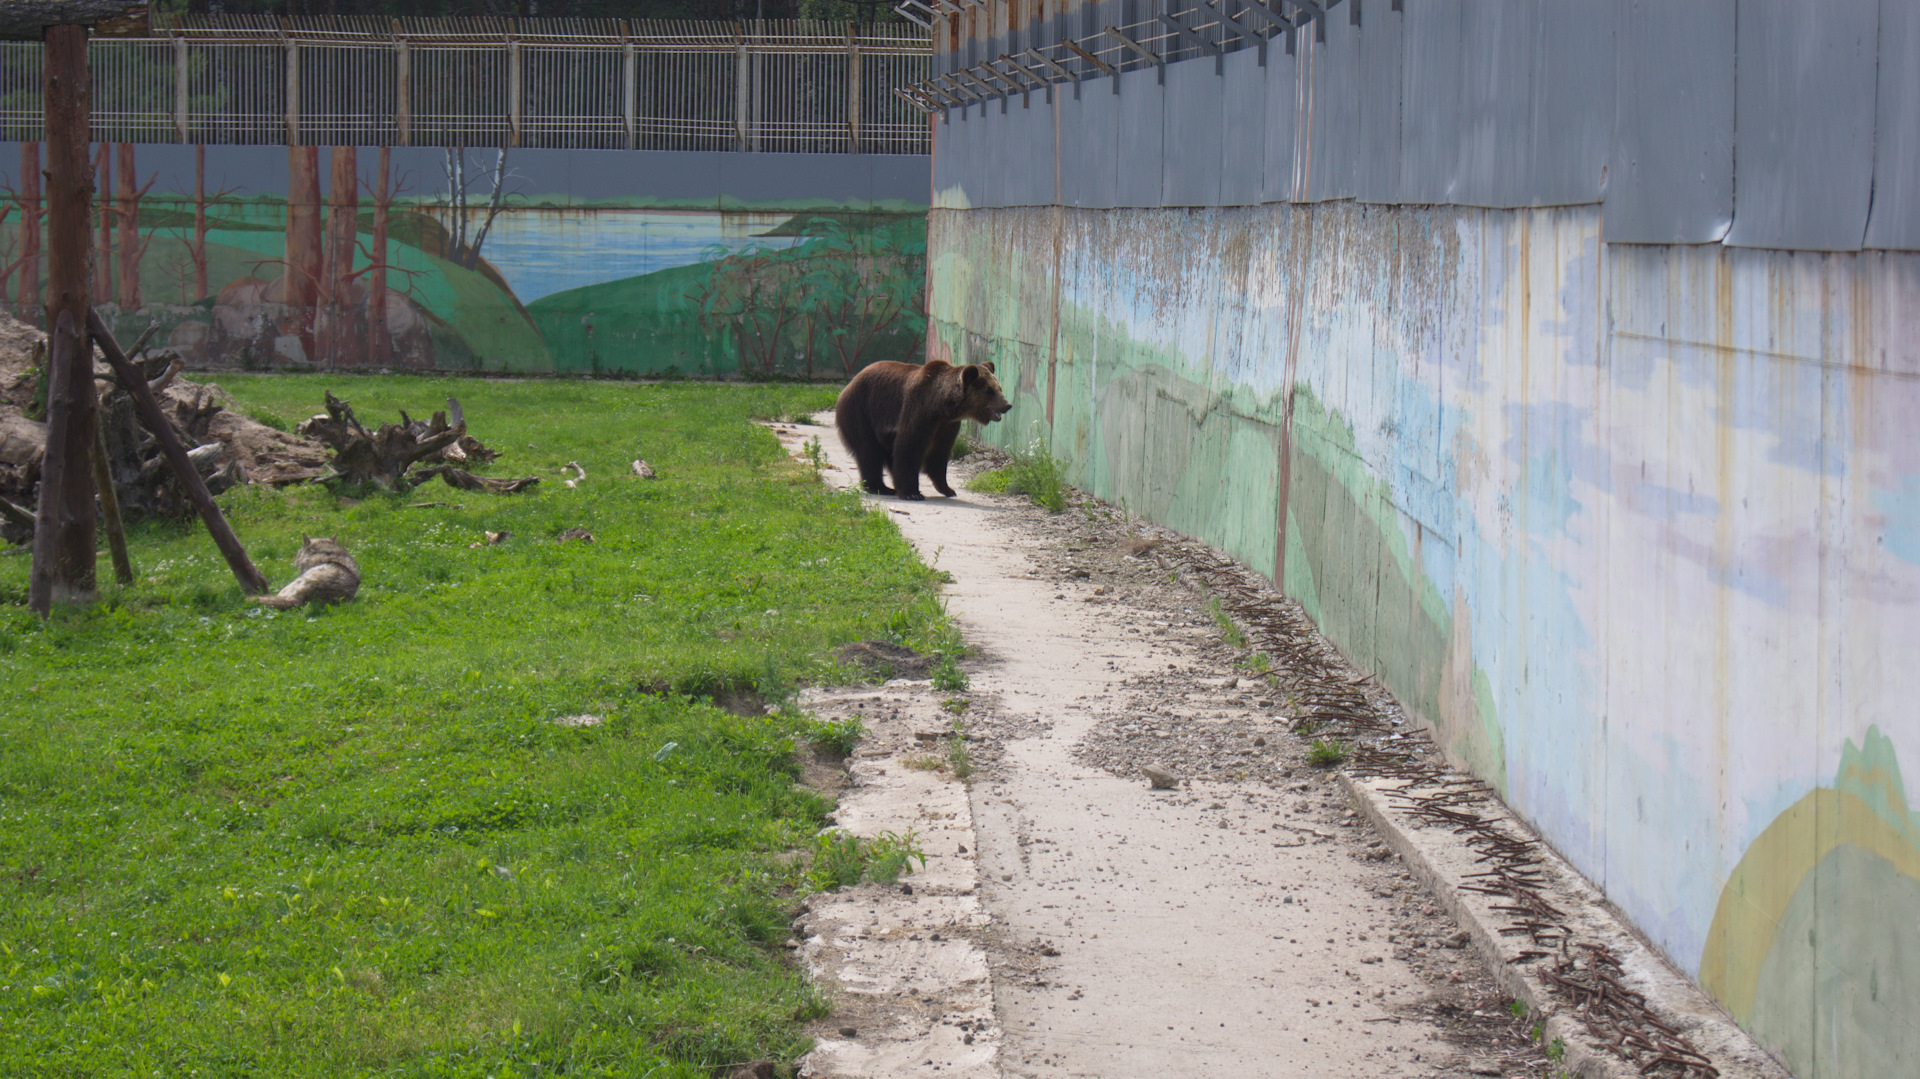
[
  {"x1": 1530, "y1": 1021, "x2": 1546, "y2": 1042},
  {"x1": 1547, "y1": 1037, "x2": 1567, "y2": 1063},
  {"x1": 946, "y1": 721, "x2": 974, "y2": 782},
  {"x1": 808, "y1": 830, "x2": 926, "y2": 890},
  {"x1": 1508, "y1": 999, "x2": 1529, "y2": 1019},
  {"x1": 1237, "y1": 651, "x2": 1271, "y2": 673},
  {"x1": 931, "y1": 655, "x2": 970, "y2": 692},
  {"x1": 904, "y1": 754, "x2": 947, "y2": 772},
  {"x1": 802, "y1": 434, "x2": 827, "y2": 474},
  {"x1": 806, "y1": 715, "x2": 868, "y2": 756},
  {"x1": 1307, "y1": 737, "x2": 1349, "y2": 768},
  {"x1": 965, "y1": 435, "x2": 1068, "y2": 513},
  {"x1": 941, "y1": 697, "x2": 970, "y2": 714},
  {"x1": 1206, "y1": 596, "x2": 1248, "y2": 649}
]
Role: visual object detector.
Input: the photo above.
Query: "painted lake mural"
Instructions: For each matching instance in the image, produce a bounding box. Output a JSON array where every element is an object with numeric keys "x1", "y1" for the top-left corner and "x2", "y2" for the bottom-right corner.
[{"x1": 0, "y1": 143, "x2": 932, "y2": 378}]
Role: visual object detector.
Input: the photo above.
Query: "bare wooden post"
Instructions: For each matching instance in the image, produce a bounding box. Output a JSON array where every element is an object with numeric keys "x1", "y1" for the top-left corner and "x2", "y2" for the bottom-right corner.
[
  {"x1": 28, "y1": 22, "x2": 96, "y2": 614},
  {"x1": 16, "y1": 141, "x2": 39, "y2": 318},
  {"x1": 115, "y1": 141, "x2": 139, "y2": 308},
  {"x1": 92, "y1": 141, "x2": 110, "y2": 300},
  {"x1": 88, "y1": 308, "x2": 268, "y2": 595}
]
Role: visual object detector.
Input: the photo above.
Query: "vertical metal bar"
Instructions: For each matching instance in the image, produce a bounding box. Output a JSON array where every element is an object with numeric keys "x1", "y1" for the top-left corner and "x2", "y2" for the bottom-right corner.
[
  {"x1": 285, "y1": 36, "x2": 299, "y2": 145},
  {"x1": 847, "y1": 26, "x2": 861, "y2": 153},
  {"x1": 622, "y1": 34, "x2": 636, "y2": 149},
  {"x1": 174, "y1": 35, "x2": 189, "y2": 142},
  {"x1": 734, "y1": 30, "x2": 748, "y2": 151},
  {"x1": 396, "y1": 37, "x2": 410, "y2": 146},
  {"x1": 508, "y1": 38, "x2": 523, "y2": 147}
]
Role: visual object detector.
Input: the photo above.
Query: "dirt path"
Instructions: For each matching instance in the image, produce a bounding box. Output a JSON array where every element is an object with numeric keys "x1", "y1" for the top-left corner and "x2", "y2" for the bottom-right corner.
[{"x1": 773, "y1": 421, "x2": 1548, "y2": 1079}]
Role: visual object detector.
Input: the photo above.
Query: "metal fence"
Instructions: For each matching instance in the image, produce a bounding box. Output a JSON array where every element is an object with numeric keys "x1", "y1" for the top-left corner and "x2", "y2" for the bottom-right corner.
[
  {"x1": 0, "y1": 16, "x2": 932, "y2": 154},
  {"x1": 895, "y1": 0, "x2": 1320, "y2": 113}
]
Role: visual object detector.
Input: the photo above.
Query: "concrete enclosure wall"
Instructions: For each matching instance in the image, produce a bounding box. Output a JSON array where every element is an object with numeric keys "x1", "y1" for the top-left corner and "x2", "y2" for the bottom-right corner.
[
  {"x1": 0, "y1": 143, "x2": 931, "y2": 378},
  {"x1": 929, "y1": 196, "x2": 1920, "y2": 1077}
]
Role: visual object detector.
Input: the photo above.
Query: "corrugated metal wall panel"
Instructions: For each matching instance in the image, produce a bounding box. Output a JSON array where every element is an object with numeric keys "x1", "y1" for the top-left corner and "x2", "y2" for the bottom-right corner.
[
  {"x1": 1453, "y1": 0, "x2": 1534, "y2": 207},
  {"x1": 1527, "y1": 0, "x2": 1612, "y2": 206},
  {"x1": 1114, "y1": 67, "x2": 1164, "y2": 208},
  {"x1": 1083, "y1": 83, "x2": 1123, "y2": 209},
  {"x1": 1396, "y1": 0, "x2": 1462, "y2": 205},
  {"x1": 1004, "y1": 95, "x2": 1058, "y2": 206},
  {"x1": 1865, "y1": 0, "x2": 1920, "y2": 251},
  {"x1": 1162, "y1": 56, "x2": 1223, "y2": 208},
  {"x1": 1354, "y1": 0, "x2": 1404, "y2": 205},
  {"x1": 1299, "y1": 8, "x2": 1359, "y2": 202},
  {"x1": 1724, "y1": 0, "x2": 1877, "y2": 251},
  {"x1": 1261, "y1": 42, "x2": 1298, "y2": 205},
  {"x1": 1605, "y1": 0, "x2": 1734, "y2": 244},
  {"x1": 1218, "y1": 47, "x2": 1266, "y2": 207}
]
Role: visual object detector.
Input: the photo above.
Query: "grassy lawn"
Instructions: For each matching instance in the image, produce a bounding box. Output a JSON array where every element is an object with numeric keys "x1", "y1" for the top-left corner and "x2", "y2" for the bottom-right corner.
[{"x1": 0, "y1": 377, "x2": 945, "y2": 1078}]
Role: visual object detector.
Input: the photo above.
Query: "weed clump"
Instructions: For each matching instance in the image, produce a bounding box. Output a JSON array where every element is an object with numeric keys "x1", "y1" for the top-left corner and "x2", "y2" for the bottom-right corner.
[
  {"x1": 1308, "y1": 737, "x2": 1349, "y2": 768},
  {"x1": 809, "y1": 829, "x2": 926, "y2": 890},
  {"x1": 806, "y1": 715, "x2": 867, "y2": 757},
  {"x1": 966, "y1": 436, "x2": 1069, "y2": 513},
  {"x1": 931, "y1": 654, "x2": 970, "y2": 692}
]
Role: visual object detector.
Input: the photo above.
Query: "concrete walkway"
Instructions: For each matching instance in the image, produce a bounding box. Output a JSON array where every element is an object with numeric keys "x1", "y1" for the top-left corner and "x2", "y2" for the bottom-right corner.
[{"x1": 772, "y1": 419, "x2": 1537, "y2": 1079}]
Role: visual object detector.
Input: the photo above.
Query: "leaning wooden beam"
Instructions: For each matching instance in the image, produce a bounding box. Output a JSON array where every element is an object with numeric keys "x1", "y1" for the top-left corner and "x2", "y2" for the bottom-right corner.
[
  {"x1": 88, "y1": 308, "x2": 269, "y2": 595},
  {"x1": 90, "y1": 415, "x2": 133, "y2": 585},
  {"x1": 0, "y1": 0, "x2": 145, "y2": 40}
]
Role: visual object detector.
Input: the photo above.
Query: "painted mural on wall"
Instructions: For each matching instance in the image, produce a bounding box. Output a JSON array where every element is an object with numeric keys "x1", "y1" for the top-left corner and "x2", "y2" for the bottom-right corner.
[
  {"x1": 928, "y1": 203, "x2": 1920, "y2": 1079},
  {"x1": 0, "y1": 143, "x2": 930, "y2": 378}
]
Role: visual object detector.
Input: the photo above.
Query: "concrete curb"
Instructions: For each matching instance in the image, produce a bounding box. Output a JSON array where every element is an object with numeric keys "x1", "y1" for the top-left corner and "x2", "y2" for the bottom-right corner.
[
  {"x1": 1338, "y1": 773, "x2": 1790, "y2": 1079},
  {"x1": 792, "y1": 684, "x2": 1001, "y2": 1079}
]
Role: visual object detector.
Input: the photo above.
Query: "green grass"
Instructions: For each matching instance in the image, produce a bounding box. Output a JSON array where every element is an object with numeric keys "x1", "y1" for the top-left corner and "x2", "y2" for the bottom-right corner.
[
  {"x1": 965, "y1": 437, "x2": 1070, "y2": 514},
  {"x1": 0, "y1": 376, "x2": 958, "y2": 1079}
]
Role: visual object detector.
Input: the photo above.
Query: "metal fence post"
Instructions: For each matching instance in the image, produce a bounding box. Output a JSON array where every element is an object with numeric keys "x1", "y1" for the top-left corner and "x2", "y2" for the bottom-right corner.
[
  {"x1": 848, "y1": 27, "x2": 862, "y2": 153},
  {"x1": 621, "y1": 31, "x2": 636, "y2": 150},
  {"x1": 734, "y1": 28, "x2": 748, "y2": 151},
  {"x1": 284, "y1": 33, "x2": 299, "y2": 146},
  {"x1": 173, "y1": 34, "x2": 188, "y2": 142},
  {"x1": 507, "y1": 37, "x2": 523, "y2": 148},
  {"x1": 395, "y1": 34, "x2": 410, "y2": 146}
]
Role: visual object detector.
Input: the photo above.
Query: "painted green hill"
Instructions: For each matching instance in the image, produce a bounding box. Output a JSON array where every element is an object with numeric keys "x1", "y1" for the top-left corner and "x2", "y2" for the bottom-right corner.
[{"x1": 527, "y1": 263, "x2": 734, "y2": 378}]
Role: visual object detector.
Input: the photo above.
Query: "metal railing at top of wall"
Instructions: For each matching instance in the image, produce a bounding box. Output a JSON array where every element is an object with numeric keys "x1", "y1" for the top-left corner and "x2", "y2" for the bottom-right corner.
[
  {"x1": 0, "y1": 16, "x2": 933, "y2": 154},
  {"x1": 889, "y1": 0, "x2": 1365, "y2": 113}
]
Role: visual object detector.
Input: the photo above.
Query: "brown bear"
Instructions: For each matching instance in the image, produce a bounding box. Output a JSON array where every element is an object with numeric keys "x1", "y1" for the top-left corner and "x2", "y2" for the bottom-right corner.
[{"x1": 835, "y1": 359, "x2": 1012, "y2": 500}]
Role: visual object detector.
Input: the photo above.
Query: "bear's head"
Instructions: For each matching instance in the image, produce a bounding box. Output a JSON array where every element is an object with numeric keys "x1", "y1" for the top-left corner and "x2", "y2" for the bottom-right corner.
[{"x1": 960, "y1": 361, "x2": 1012, "y2": 424}]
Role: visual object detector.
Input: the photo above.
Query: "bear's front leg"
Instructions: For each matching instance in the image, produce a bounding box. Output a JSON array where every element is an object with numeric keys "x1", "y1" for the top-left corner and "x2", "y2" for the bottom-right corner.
[
  {"x1": 924, "y1": 420, "x2": 962, "y2": 497},
  {"x1": 892, "y1": 428, "x2": 930, "y2": 500}
]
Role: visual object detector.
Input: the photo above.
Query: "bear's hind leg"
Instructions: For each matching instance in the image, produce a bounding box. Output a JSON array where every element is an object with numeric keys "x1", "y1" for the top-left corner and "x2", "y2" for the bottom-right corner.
[{"x1": 837, "y1": 408, "x2": 894, "y2": 493}]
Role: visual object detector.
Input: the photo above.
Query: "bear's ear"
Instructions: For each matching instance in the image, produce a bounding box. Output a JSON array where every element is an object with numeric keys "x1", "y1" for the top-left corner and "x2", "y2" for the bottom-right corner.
[
  {"x1": 300, "y1": 532, "x2": 310, "y2": 543},
  {"x1": 963, "y1": 365, "x2": 981, "y2": 388},
  {"x1": 982, "y1": 361, "x2": 996, "y2": 374}
]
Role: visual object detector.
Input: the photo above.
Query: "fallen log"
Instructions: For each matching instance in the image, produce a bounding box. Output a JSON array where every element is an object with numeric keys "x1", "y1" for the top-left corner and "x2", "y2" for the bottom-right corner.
[
  {"x1": 0, "y1": 1, "x2": 148, "y2": 40},
  {"x1": 408, "y1": 464, "x2": 540, "y2": 494},
  {"x1": 88, "y1": 308, "x2": 268, "y2": 594}
]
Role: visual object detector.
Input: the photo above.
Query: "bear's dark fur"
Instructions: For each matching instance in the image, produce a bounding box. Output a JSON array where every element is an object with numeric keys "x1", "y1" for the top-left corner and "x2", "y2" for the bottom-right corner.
[{"x1": 835, "y1": 359, "x2": 1012, "y2": 500}]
